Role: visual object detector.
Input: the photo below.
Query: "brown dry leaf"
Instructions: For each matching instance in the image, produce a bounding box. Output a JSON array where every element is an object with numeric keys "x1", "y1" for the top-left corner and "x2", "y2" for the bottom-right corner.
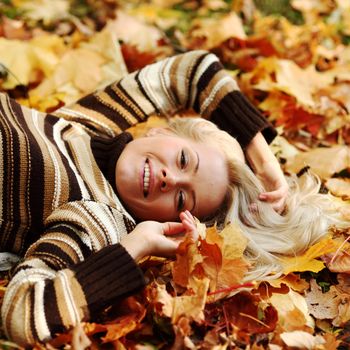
[
  {"x1": 281, "y1": 237, "x2": 338, "y2": 274},
  {"x1": 0, "y1": 35, "x2": 64, "y2": 89},
  {"x1": 280, "y1": 330, "x2": 326, "y2": 349},
  {"x1": 333, "y1": 293, "x2": 350, "y2": 327},
  {"x1": 172, "y1": 236, "x2": 204, "y2": 288},
  {"x1": 326, "y1": 178, "x2": 350, "y2": 200},
  {"x1": 274, "y1": 60, "x2": 333, "y2": 107},
  {"x1": 268, "y1": 273, "x2": 310, "y2": 293},
  {"x1": 186, "y1": 12, "x2": 246, "y2": 50},
  {"x1": 305, "y1": 279, "x2": 340, "y2": 320},
  {"x1": 286, "y1": 146, "x2": 350, "y2": 179},
  {"x1": 199, "y1": 225, "x2": 249, "y2": 293},
  {"x1": 150, "y1": 282, "x2": 174, "y2": 319},
  {"x1": 31, "y1": 28, "x2": 127, "y2": 109},
  {"x1": 269, "y1": 289, "x2": 315, "y2": 329},
  {"x1": 325, "y1": 238, "x2": 350, "y2": 274},
  {"x1": 219, "y1": 222, "x2": 248, "y2": 259},
  {"x1": 172, "y1": 278, "x2": 209, "y2": 324},
  {"x1": 110, "y1": 10, "x2": 164, "y2": 51}
]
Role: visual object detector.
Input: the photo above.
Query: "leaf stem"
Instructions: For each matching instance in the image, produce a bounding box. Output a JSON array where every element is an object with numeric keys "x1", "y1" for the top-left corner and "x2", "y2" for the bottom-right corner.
[{"x1": 208, "y1": 282, "x2": 255, "y2": 296}]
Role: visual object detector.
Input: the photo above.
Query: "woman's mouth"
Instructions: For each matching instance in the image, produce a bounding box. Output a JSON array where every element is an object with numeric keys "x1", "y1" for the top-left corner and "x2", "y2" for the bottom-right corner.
[{"x1": 143, "y1": 159, "x2": 150, "y2": 197}]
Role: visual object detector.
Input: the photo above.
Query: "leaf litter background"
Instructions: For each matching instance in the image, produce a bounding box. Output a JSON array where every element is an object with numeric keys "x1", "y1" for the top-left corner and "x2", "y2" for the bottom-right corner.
[{"x1": 1, "y1": 0, "x2": 350, "y2": 349}]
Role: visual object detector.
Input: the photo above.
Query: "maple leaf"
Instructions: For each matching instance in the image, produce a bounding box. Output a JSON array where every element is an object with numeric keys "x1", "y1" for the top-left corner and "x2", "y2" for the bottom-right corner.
[
  {"x1": 172, "y1": 236, "x2": 203, "y2": 288},
  {"x1": 286, "y1": 145, "x2": 350, "y2": 180},
  {"x1": 280, "y1": 237, "x2": 338, "y2": 274},
  {"x1": 269, "y1": 289, "x2": 315, "y2": 330},
  {"x1": 223, "y1": 292, "x2": 278, "y2": 334},
  {"x1": 305, "y1": 279, "x2": 340, "y2": 320},
  {"x1": 268, "y1": 273, "x2": 310, "y2": 293},
  {"x1": 186, "y1": 12, "x2": 247, "y2": 50},
  {"x1": 280, "y1": 330, "x2": 326, "y2": 349}
]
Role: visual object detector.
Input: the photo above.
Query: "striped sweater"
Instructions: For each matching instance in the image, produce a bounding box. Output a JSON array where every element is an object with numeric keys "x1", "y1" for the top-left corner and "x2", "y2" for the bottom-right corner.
[{"x1": 0, "y1": 50, "x2": 275, "y2": 346}]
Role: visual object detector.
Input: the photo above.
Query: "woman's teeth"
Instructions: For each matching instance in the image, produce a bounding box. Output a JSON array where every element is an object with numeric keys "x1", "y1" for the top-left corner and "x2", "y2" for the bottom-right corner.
[{"x1": 143, "y1": 161, "x2": 150, "y2": 196}]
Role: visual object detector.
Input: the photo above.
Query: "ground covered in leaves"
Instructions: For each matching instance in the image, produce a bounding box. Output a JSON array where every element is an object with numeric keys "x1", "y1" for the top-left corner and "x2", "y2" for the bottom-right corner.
[{"x1": 1, "y1": 0, "x2": 350, "y2": 349}]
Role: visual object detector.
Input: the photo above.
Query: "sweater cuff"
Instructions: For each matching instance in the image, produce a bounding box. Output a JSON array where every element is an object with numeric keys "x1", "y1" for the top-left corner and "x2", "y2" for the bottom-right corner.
[
  {"x1": 210, "y1": 91, "x2": 277, "y2": 149},
  {"x1": 72, "y1": 244, "x2": 146, "y2": 315}
]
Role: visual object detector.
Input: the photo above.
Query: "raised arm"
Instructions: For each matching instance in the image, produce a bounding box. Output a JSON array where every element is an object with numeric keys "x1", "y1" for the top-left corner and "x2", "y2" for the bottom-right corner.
[{"x1": 53, "y1": 50, "x2": 276, "y2": 146}]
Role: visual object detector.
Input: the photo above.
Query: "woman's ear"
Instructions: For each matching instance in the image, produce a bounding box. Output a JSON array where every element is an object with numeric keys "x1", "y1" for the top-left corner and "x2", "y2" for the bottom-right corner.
[{"x1": 146, "y1": 127, "x2": 174, "y2": 137}]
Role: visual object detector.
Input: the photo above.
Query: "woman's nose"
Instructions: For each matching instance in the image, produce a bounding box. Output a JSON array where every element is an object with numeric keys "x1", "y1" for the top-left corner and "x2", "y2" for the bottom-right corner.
[{"x1": 160, "y1": 169, "x2": 177, "y2": 192}]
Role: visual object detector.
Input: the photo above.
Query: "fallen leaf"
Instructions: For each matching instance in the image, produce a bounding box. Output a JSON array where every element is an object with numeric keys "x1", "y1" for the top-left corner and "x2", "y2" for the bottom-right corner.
[
  {"x1": 188, "y1": 12, "x2": 246, "y2": 50},
  {"x1": 305, "y1": 279, "x2": 340, "y2": 320},
  {"x1": 281, "y1": 237, "x2": 338, "y2": 274},
  {"x1": 223, "y1": 292, "x2": 278, "y2": 334},
  {"x1": 172, "y1": 278, "x2": 209, "y2": 324},
  {"x1": 286, "y1": 146, "x2": 350, "y2": 180},
  {"x1": 280, "y1": 330, "x2": 325, "y2": 349},
  {"x1": 14, "y1": 0, "x2": 70, "y2": 24},
  {"x1": 269, "y1": 289, "x2": 315, "y2": 329},
  {"x1": 268, "y1": 273, "x2": 310, "y2": 293},
  {"x1": 326, "y1": 178, "x2": 350, "y2": 200}
]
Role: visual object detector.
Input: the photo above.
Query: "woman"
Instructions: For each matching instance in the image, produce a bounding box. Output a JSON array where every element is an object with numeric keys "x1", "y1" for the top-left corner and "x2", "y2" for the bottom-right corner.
[{"x1": 0, "y1": 50, "x2": 288, "y2": 346}]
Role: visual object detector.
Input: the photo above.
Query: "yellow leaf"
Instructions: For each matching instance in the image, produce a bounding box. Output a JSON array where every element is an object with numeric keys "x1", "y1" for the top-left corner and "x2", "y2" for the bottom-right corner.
[
  {"x1": 270, "y1": 289, "x2": 315, "y2": 329},
  {"x1": 274, "y1": 60, "x2": 333, "y2": 107},
  {"x1": 189, "y1": 12, "x2": 246, "y2": 49},
  {"x1": 172, "y1": 278, "x2": 209, "y2": 324},
  {"x1": 219, "y1": 222, "x2": 248, "y2": 259},
  {"x1": 281, "y1": 237, "x2": 338, "y2": 274}
]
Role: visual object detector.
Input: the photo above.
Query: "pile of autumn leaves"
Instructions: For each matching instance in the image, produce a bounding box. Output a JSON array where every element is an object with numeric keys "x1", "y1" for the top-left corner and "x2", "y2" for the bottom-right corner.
[{"x1": 1, "y1": 0, "x2": 350, "y2": 349}]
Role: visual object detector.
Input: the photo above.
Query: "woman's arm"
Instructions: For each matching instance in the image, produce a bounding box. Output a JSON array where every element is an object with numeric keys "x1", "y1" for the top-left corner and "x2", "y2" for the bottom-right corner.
[
  {"x1": 245, "y1": 132, "x2": 288, "y2": 213},
  {"x1": 2, "y1": 202, "x2": 145, "y2": 347},
  {"x1": 2, "y1": 203, "x2": 194, "y2": 347},
  {"x1": 53, "y1": 50, "x2": 276, "y2": 145}
]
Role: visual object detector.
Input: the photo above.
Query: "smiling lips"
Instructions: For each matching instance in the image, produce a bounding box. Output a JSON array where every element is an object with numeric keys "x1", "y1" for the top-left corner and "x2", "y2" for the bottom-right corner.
[{"x1": 143, "y1": 159, "x2": 150, "y2": 197}]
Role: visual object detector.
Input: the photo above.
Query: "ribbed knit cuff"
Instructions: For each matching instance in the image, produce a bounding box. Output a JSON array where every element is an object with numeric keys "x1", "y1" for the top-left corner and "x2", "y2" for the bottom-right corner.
[
  {"x1": 72, "y1": 244, "x2": 146, "y2": 315},
  {"x1": 210, "y1": 91, "x2": 277, "y2": 149}
]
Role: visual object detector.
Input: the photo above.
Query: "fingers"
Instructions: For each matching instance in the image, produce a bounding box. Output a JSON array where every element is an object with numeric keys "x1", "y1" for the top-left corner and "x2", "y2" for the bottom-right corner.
[
  {"x1": 258, "y1": 186, "x2": 288, "y2": 214},
  {"x1": 180, "y1": 210, "x2": 196, "y2": 230},
  {"x1": 259, "y1": 189, "x2": 286, "y2": 202},
  {"x1": 180, "y1": 210, "x2": 199, "y2": 241},
  {"x1": 162, "y1": 222, "x2": 186, "y2": 236}
]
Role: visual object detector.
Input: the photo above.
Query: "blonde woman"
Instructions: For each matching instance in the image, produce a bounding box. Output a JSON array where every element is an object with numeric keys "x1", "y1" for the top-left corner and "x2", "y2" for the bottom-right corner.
[{"x1": 0, "y1": 50, "x2": 290, "y2": 346}]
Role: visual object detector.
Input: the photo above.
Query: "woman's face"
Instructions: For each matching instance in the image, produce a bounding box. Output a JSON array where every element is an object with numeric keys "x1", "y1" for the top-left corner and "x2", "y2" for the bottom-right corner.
[{"x1": 115, "y1": 130, "x2": 229, "y2": 222}]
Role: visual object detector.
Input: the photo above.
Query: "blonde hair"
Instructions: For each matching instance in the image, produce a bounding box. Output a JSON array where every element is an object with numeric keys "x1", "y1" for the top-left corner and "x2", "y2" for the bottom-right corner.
[{"x1": 168, "y1": 117, "x2": 347, "y2": 281}]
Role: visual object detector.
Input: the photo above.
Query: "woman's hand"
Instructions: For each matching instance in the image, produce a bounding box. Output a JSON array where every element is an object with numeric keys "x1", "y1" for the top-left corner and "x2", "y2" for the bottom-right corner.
[
  {"x1": 121, "y1": 211, "x2": 199, "y2": 261},
  {"x1": 121, "y1": 221, "x2": 184, "y2": 261},
  {"x1": 179, "y1": 210, "x2": 199, "y2": 241},
  {"x1": 255, "y1": 159, "x2": 289, "y2": 213}
]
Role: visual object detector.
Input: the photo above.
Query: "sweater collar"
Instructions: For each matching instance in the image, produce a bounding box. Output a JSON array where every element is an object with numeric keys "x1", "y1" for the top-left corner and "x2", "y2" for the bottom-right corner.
[{"x1": 90, "y1": 132, "x2": 133, "y2": 194}]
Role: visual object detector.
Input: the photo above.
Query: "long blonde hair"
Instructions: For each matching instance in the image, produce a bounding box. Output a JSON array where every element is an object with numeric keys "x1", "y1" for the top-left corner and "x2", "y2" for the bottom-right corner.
[{"x1": 168, "y1": 117, "x2": 347, "y2": 281}]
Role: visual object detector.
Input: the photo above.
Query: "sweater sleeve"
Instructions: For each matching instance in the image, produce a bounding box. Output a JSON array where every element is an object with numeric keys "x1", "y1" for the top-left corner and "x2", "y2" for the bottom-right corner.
[
  {"x1": 1, "y1": 202, "x2": 145, "y2": 347},
  {"x1": 53, "y1": 50, "x2": 276, "y2": 147}
]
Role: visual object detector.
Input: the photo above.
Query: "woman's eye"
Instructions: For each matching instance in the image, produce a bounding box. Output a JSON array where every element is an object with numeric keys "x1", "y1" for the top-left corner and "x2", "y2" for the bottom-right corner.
[
  {"x1": 177, "y1": 191, "x2": 185, "y2": 211},
  {"x1": 180, "y1": 150, "x2": 187, "y2": 169}
]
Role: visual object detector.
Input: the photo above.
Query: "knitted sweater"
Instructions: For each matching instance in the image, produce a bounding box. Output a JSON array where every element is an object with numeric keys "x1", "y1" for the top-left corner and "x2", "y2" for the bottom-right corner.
[{"x1": 0, "y1": 50, "x2": 276, "y2": 346}]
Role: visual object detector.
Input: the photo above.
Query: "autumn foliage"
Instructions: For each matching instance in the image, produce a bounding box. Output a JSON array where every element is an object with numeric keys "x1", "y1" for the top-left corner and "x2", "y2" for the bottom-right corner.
[{"x1": 1, "y1": 0, "x2": 350, "y2": 349}]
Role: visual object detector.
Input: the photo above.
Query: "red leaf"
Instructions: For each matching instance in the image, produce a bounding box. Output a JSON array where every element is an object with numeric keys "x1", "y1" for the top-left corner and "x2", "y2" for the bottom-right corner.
[{"x1": 223, "y1": 292, "x2": 278, "y2": 334}]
